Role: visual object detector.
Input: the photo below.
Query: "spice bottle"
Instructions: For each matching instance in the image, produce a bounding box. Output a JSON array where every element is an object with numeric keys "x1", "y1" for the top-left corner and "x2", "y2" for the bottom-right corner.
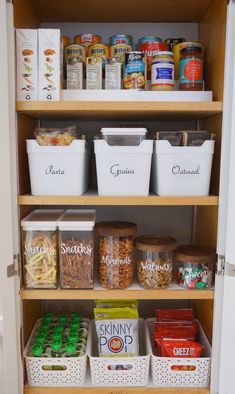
[
  {"x1": 96, "y1": 221, "x2": 137, "y2": 289},
  {"x1": 175, "y1": 245, "x2": 215, "y2": 289},
  {"x1": 135, "y1": 235, "x2": 176, "y2": 289}
]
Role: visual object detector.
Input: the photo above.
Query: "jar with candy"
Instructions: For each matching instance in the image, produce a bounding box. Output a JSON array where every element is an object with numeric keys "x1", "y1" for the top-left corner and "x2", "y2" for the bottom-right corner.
[
  {"x1": 174, "y1": 245, "x2": 215, "y2": 289},
  {"x1": 135, "y1": 235, "x2": 176, "y2": 289},
  {"x1": 179, "y1": 42, "x2": 203, "y2": 91}
]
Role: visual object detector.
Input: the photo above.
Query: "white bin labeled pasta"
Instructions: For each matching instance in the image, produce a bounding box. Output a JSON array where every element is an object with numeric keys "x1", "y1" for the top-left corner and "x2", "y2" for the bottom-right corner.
[
  {"x1": 94, "y1": 128, "x2": 153, "y2": 196},
  {"x1": 151, "y1": 140, "x2": 215, "y2": 196},
  {"x1": 27, "y1": 140, "x2": 89, "y2": 196}
]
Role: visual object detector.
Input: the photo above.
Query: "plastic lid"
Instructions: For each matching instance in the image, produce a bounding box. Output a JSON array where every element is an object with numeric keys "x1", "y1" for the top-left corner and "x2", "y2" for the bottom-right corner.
[
  {"x1": 58, "y1": 315, "x2": 67, "y2": 323},
  {"x1": 135, "y1": 235, "x2": 177, "y2": 252},
  {"x1": 58, "y1": 209, "x2": 96, "y2": 231},
  {"x1": 21, "y1": 209, "x2": 64, "y2": 231},
  {"x1": 174, "y1": 245, "x2": 216, "y2": 263},
  {"x1": 179, "y1": 41, "x2": 203, "y2": 50},
  {"x1": 70, "y1": 322, "x2": 79, "y2": 330},
  {"x1": 101, "y1": 128, "x2": 147, "y2": 136},
  {"x1": 38, "y1": 329, "x2": 48, "y2": 337},
  {"x1": 153, "y1": 51, "x2": 174, "y2": 56},
  {"x1": 44, "y1": 312, "x2": 53, "y2": 321},
  {"x1": 96, "y1": 221, "x2": 137, "y2": 237},
  {"x1": 68, "y1": 333, "x2": 79, "y2": 343},
  {"x1": 32, "y1": 344, "x2": 43, "y2": 357},
  {"x1": 54, "y1": 324, "x2": 64, "y2": 333},
  {"x1": 65, "y1": 343, "x2": 76, "y2": 354},
  {"x1": 52, "y1": 340, "x2": 62, "y2": 350},
  {"x1": 52, "y1": 332, "x2": 62, "y2": 341},
  {"x1": 35, "y1": 334, "x2": 46, "y2": 345},
  {"x1": 40, "y1": 321, "x2": 50, "y2": 329}
]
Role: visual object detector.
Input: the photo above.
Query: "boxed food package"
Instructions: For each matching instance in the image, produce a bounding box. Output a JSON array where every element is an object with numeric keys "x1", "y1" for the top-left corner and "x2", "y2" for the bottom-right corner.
[
  {"x1": 38, "y1": 29, "x2": 61, "y2": 101},
  {"x1": 16, "y1": 29, "x2": 38, "y2": 101}
]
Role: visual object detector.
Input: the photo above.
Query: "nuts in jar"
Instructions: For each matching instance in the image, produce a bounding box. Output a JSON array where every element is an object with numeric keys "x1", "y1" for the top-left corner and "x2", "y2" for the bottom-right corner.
[
  {"x1": 135, "y1": 235, "x2": 177, "y2": 289},
  {"x1": 175, "y1": 245, "x2": 215, "y2": 289},
  {"x1": 96, "y1": 221, "x2": 137, "y2": 289}
]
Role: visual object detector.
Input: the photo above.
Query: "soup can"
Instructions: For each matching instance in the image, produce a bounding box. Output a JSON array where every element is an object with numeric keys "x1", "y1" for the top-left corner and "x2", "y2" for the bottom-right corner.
[
  {"x1": 139, "y1": 42, "x2": 168, "y2": 79},
  {"x1": 138, "y1": 36, "x2": 162, "y2": 45},
  {"x1": 74, "y1": 33, "x2": 101, "y2": 48},
  {"x1": 110, "y1": 44, "x2": 132, "y2": 64},
  {"x1": 123, "y1": 52, "x2": 146, "y2": 90},
  {"x1": 64, "y1": 44, "x2": 86, "y2": 64},
  {"x1": 109, "y1": 34, "x2": 133, "y2": 46},
  {"x1": 87, "y1": 44, "x2": 110, "y2": 68}
]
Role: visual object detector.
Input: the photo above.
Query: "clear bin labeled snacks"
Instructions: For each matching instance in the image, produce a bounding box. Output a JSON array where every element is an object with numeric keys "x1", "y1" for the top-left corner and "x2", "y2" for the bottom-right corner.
[
  {"x1": 174, "y1": 245, "x2": 216, "y2": 289},
  {"x1": 100, "y1": 127, "x2": 147, "y2": 146},
  {"x1": 58, "y1": 209, "x2": 96, "y2": 289},
  {"x1": 21, "y1": 210, "x2": 63, "y2": 289},
  {"x1": 135, "y1": 235, "x2": 176, "y2": 289},
  {"x1": 96, "y1": 221, "x2": 137, "y2": 289}
]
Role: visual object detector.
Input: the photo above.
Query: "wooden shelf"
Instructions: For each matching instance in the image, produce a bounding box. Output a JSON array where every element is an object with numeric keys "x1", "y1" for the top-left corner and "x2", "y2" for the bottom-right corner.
[
  {"x1": 24, "y1": 385, "x2": 209, "y2": 393},
  {"x1": 21, "y1": 0, "x2": 213, "y2": 23},
  {"x1": 18, "y1": 194, "x2": 219, "y2": 206},
  {"x1": 20, "y1": 287, "x2": 214, "y2": 300},
  {"x1": 16, "y1": 101, "x2": 222, "y2": 120}
]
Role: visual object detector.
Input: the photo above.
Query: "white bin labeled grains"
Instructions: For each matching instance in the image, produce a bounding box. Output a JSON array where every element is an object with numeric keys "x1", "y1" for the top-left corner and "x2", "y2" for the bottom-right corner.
[
  {"x1": 27, "y1": 140, "x2": 89, "y2": 196},
  {"x1": 151, "y1": 140, "x2": 214, "y2": 196}
]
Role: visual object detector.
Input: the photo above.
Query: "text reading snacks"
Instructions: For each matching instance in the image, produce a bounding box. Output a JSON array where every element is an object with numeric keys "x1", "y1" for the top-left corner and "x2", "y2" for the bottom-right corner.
[
  {"x1": 24, "y1": 312, "x2": 89, "y2": 386},
  {"x1": 21, "y1": 210, "x2": 216, "y2": 290},
  {"x1": 16, "y1": 29, "x2": 207, "y2": 99}
]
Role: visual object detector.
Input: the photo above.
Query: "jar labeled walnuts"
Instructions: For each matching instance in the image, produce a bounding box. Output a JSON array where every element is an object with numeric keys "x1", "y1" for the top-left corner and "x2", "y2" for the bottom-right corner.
[
  {"x1": 135, "y1": 235, "x2": 176, "y2": 289},
  {"x1": 96, "y1": 221, "x2": 137, "y2": 289}
]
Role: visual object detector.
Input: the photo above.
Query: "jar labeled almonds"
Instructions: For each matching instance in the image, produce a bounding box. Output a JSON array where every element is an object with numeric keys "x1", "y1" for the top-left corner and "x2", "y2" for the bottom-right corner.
[
  {"x1": 96, "y1": 221, "x2": 137, "y2": 289},
  {"x1": 135, "y1": 235, "x2": 176, "y2": 289}
]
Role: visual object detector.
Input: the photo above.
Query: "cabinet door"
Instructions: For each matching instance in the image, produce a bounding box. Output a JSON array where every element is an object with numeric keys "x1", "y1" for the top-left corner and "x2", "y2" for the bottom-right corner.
[
  {"x1": 0, "y1": 1, "x2": 21, "y2": 393},
  {"x1": 214, "y1": 1, "x2": 235, "y2": 393}
]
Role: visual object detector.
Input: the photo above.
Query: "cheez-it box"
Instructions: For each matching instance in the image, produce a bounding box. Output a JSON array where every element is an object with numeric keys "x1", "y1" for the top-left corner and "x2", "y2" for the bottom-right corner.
[
  {"x1": 38, "y1": 29, "x2": 61, "y2": 101},
  {"x1": 16, "y1": 29, "x2": 38, "y2": 101}
]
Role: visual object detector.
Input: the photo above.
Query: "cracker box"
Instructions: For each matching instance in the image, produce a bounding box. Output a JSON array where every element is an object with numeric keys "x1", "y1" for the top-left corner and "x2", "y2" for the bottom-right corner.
[
  {"x1": 16, "y1": 29, "x2": 38, "y2": 101},
  {"x1": 38, "y1": 29, "x2": 61, "y2": 101}
]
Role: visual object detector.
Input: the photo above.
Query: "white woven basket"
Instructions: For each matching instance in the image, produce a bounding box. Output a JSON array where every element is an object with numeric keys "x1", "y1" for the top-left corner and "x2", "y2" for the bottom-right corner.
[
  {"x1": 24, "y1": 318, "x2": 90, "y2": 387},
  {"x1": 89, "y1": 318, "x2": 150, "y2": 386},
  {"x1": 146, "y1": 318, "x2": 211, "y2": 387}
]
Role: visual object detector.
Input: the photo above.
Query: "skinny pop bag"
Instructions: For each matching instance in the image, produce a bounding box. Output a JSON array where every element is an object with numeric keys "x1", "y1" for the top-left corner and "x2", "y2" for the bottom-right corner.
[{"x1": 94, "y1": 307, "x2": 139, "y2": 357}]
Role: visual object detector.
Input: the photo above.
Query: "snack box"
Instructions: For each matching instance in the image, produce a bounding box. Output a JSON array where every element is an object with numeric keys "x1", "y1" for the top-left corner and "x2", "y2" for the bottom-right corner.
[
  {"x1": 16, "y1": 29, "x2": 38, "y2": 101},
  {"x1": 38, "y1": 29, "x2": 61, "y2": 101}
]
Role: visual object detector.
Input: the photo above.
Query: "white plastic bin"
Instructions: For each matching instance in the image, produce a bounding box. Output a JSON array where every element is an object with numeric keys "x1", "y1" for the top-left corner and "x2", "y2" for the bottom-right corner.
[
  {"x1": 94, "y1": 139, "x2": 153, "y2": 196},
  {"x1": 146, "y1": 318, "x2": 211, "y2": 388},
  {"x1": 89, "y1": 319, "x2": 150, "y2": 386},
  {"x1": 151, "y1": 140, "x2": 215, "y2": 196},
  {"x1": 27, "y1": 140, "x2": 89, "y2": 196}
]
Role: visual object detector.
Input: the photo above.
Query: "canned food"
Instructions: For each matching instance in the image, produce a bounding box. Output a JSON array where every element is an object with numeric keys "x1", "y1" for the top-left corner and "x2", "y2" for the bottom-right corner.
[
  {"x1": 165, "y1": 38, "x2": 186, "y2": 52},
  {"x1": 138, "y1": 36, "x2": 162, "y2": 45},
  {"x1": 151, "y1": 51, "x2": 174, "y2": 91},
  {"x1": 110, "y1": 44, "x2": 132, "y2": 64},
  {"x1": 74, "y1": 34, "x2": 101, "y2": 48},
  {"x1": 62, "y1": 36, "x2": 71, "y2": 48},
  {"x1": 64, "y1": 44, "x2": 86, "y2": 64},
  {"x1": 123, "y1": 52, "x2": 146, "y2": 90},
  {"x1": 87, "y1": 44, "x2": 110, "y2": 68},
  {"x1": 139, "y1": 42, "x2": 168, "y2": 79},
  {"x1": 109, "y1": 34, "x2": 133, "y2": 46}
]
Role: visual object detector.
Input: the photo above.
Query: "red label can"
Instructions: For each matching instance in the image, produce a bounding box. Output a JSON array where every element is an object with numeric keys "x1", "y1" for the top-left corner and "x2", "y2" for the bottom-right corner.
[{"x1": 139, "y1": 42, "x2": 168, "y2": 78}]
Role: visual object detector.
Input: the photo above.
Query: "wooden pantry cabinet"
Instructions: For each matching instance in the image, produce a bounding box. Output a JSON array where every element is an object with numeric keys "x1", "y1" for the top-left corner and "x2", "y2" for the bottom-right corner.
[{"x1": 1, "y1": 0, "x2": 234, "y2": 393}]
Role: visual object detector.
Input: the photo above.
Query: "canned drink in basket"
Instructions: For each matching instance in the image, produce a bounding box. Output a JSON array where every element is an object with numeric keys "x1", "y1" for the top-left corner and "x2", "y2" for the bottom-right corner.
[{"x1": 123, "y1": 52, "x2": 146, "y2": 90}]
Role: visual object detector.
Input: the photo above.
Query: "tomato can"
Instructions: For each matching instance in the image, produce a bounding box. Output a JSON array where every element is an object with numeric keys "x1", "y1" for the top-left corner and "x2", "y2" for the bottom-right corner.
[
  {"x1": 139, "y1": 42, "x2": 168, "y2": 79},
  {"x1": 138, "y1": 36, "x2": 162, "y2": 45},
  {"x1": 87, "y1": 44, "x2": 110, "y2": 68},
  {"x1": 110, "y1": 44, "x2": 132, "y2": 64},
  {"x1": 74, "y1": 34, "x2": 101, "y2": 48},
  {"x1": 109, "y1": 34, "x2": 133, "y2": 46},
  {"x1": 123, "y1": 52, "x2": 146, "y2": 90}
]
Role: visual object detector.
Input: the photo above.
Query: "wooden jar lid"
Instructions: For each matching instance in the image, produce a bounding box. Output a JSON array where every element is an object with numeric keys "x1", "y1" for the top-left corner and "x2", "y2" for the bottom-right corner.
[
  {"x1": 96, "y1": 221, "x2": 137, "y2": 236},
  {"x1": 174, "y1": 245, "x2": 216, "y2": 263},
  {"x1": 135, "y1": 235, "x2": 177, "y2": 252}
]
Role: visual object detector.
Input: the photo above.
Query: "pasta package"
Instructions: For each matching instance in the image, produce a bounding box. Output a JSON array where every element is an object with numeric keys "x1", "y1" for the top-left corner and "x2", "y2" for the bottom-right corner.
[
  {"x1": 34, "y1": 126, "x2": 78, "y2": 146},
  {"x1": 94, "y1": 307, "x2": 139, "y2": 357}
]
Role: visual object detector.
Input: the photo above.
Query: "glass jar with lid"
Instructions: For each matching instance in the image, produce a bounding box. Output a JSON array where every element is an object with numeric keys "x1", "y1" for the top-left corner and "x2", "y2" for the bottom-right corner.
[
  {"x1": 174, "y1": 245, "x2": 216, "y2": 289},
  {"x1": 96, "y1": 221, "x2": 137, "y2": 289},
  {"x1": 179, "y1": 42, "x2": 203, "y2": 91},
  {"x1": 151, "y1": 51, "x2": 174, "y2": 91},
  {"x1": 135, "y1": 235, "x2": 177, "y2": 289}
]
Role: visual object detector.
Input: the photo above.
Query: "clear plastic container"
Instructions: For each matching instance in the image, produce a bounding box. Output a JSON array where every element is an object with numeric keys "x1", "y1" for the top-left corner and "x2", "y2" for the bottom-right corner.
[
  {"x1": 21, "y1": 209, "x2": 63, "y2": 289},
  {"x1": 96, "y1": 221, "x2": 137, "y2": 289},
  {"x1": 100, "y1": 128, "x2": 147, "y2": 146},
  {"x1": 135, "y1": 235, "x2": 177, "y2": 289},
  {"x1": 58, "y1": 209, "x2": 96, "y2": 289},
  {"x1": 174, "y1": 245, "x2": 216, "y2": 289}
]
